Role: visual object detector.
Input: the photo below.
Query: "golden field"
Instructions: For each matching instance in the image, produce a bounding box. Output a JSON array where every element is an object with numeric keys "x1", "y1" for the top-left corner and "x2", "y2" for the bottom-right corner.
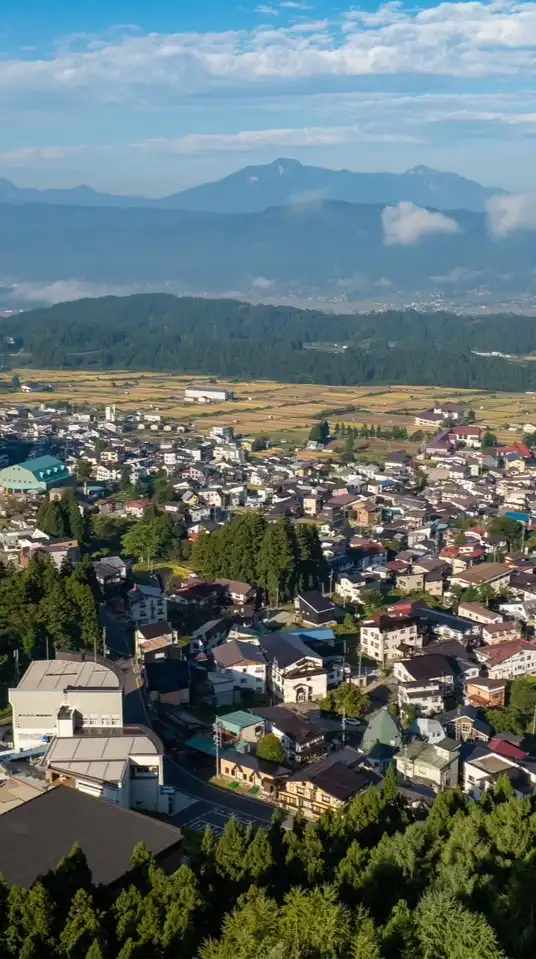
[{"x1": 2, "y1": 370, "x2": 536, "y2": 446}]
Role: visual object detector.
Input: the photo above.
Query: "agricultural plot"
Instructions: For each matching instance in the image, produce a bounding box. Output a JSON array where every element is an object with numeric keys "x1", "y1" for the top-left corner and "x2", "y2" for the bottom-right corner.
[{"x1": 2, "y1": 371, "x2": 536, "y2": 446}]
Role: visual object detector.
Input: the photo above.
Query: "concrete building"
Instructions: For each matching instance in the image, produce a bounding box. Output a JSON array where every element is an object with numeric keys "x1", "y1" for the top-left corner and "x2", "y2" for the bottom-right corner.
[
  {"x1": 0, "y1": 455, "x2": 73, "y2": 493},
  {"x1": 41, "y1": 723, "x2": 169, "y2": 813},
  {"x1": 475, "y1": 639, "x2": 536, "y2": 680},
  {"x1": 260, "y1": 631, "x2": 328, "y2": 704},
  {"x1": 9, "y1": 654, "x2": 124, "y2": 752},
  {"x1": 184, "y1": 387, "x2": 231, "y2": 403},
  {"x1": 127, "y1": 584, "x2": 168, "y2": 628},
  {"x1": 360, "y1": 615, "x2": 423, "y2": 667}
]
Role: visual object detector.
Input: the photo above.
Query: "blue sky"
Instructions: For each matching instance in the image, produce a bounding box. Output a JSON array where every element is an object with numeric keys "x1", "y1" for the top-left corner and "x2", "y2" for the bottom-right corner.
[{"x1": 2, "y1": 0, "x2": 536, "y2": 194}]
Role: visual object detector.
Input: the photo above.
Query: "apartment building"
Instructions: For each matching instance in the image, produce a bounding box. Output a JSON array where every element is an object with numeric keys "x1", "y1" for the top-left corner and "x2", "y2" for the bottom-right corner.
[
  {"x1": 127, "y1": 584, "x2": 168, "y2": 628},
  {"x1": 213, "y1": 640, "x2": 267, "y2": 694},
  {"x1": 360, "y1": 615, "x2": 423, "y2": 667}
]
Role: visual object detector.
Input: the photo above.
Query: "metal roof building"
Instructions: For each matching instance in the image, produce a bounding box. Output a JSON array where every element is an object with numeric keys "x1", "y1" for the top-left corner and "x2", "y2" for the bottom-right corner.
[{"x1": 0, "y1": 455, "x2": 73, "y2": 492}]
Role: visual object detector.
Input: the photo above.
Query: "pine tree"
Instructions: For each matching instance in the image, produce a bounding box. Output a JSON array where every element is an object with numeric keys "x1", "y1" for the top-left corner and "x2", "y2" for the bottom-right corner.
[{"x1": 59, "y1": 889, "x2": 102, "y2": 959}]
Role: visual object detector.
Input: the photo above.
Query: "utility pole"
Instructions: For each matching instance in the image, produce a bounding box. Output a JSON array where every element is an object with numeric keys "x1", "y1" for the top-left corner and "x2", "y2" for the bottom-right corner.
[
  {"x1": 213, "y1": 719, "x2": 222, "y2": 777},
  {"x1": 102, "y1": 627, "x2": 108, "y2": 658},
  {"x1": 341, "y1": 707, "x2": 346, "y2": 747},
  {"x1": 45, "y1": 636, "x2": 49, "y2": 661},
  {"x1": 532, "y1": 703, "x2": 536, "y2": 737}
]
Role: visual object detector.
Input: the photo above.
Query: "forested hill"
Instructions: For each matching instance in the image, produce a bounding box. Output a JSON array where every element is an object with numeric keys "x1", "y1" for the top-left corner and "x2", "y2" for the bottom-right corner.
[{"x1": 5, "y1": 294, "x2": 536, "y2": 390}]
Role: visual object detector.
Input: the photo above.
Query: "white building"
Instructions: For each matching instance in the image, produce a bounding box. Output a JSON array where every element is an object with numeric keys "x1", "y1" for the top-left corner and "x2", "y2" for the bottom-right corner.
[
  {"x1": 9, "y1": 654, "x2": 124, "y2": 752},
  {"x1": 127, "y1": 584, "x2": 168, "y2": 628},
  {"x1": 475, "y1": 639, "x2": 536, "y2": 680},
  {"x1": 41, "y1": 720, "x2": 169, "y2": 813},
  {"x1": 360, "y1": 615, "x2": 422, "y2": 667},
  {"x1": 213, "y1": 640, "x2": 267, "y2": 694},
  {"x1": 261, "y1": 632, "x2": 328, "y2": 704},
  {"x1": 184, "y1": 387, "x2": 231, "y2": 404}
]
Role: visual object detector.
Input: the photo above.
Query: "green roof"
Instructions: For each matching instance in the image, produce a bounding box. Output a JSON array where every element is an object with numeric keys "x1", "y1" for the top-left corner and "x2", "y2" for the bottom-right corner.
[
  {"x1": 217, "y1": 710, "x2": 264, "y2": 733},
  {"x1": 21, "y1": 455, "x2": 68, "y2": 478},
  {"x1": 362, "y1": 708, "x2": 402, "y2": 751}
]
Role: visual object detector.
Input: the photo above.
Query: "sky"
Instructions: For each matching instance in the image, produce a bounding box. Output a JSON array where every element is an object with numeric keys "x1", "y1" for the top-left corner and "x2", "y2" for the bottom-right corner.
[{"x1": 2, "y1": 0, "x2": 536, "y2": 195}]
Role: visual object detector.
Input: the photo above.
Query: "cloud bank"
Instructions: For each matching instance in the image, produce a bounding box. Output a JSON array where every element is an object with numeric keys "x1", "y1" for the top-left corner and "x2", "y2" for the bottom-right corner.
[
  {"x1": 382, "y1": 202, "x2": 461, "y2": 245},
  {"x1": 486, "y1": 193, "x2": 536, "y2": 237}
]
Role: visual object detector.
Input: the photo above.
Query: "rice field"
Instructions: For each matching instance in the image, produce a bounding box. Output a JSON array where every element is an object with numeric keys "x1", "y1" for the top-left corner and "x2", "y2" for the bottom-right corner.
[{"x1": 2, "y1": 371, "x2": 536, "y2": 445}]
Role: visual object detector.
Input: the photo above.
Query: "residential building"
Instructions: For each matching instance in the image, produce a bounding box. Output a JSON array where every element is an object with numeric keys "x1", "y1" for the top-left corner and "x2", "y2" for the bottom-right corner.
[
  {"x1": 253, "y1": 705, "x2": 324, "y2": 764},
  {"x1": 190, "y1": 617, "x2": 230, "y2": 653},
  {"x1": 360, "y1": 615, "x2": 423, "y2": 667},
  {"x1": 260, "y1": 631, "x2": 328, "y2": 704},
  {"x1": 475, "y1": 639, "x2": 536, "y2": 679},
  {"x1": 396, "y1": 738, "x2": 460, "y2": 792},
  {"x1": 451, "y1": 562, "x2": 511, "y2": 592},
  {"x1": 439, "y1": 705, "x2": 491, "y2": 743},
  {"x1": 218, "y1": 710, "x2": 265, "y2": 746},
  {"x1": 127, "y1": 584, "x2": 168, "y2": 627},
  {"x1": 278, "y1": 747, "x2": 375, "y2": 818},
  {"x1": 216, "y1": 578, "x2": 256, "y2": 608},
  {"x1": 394, "y1": 654, "x2": 457, "y2": 690},
  {"x1": 295, "y1": 591, "x2": 337, "y2": 626},
  {"x1": 9, "y1": 653, "x2": 124, "y2": 752},
  {"x1": 362, "y1": 707, "x2": 402, "y2": 753},
  {"x1": 481, "y1": 620, "x2": 523, "y2": 645},
  {"x1": 135, "y1": 621, "x2": 176, "y2": 661},
  {"x1": 92, "y1": 556, "x2": 131, "y2": 587},
  {"x1": 144, "y1": 660, "x2": 190, "y2": 706},
  {"x1": 462, "y1": 743, "x2": 536, "y2": 798},
  {"x1": 458, "y1": 602, "x2": 503, "y2": 626},
  {"x1": 398, "y1": 681, "x2": 443, "y2": 717},
  {"x1": 213, "y1": 640, "x2": 267, "y2": 694},
  {"x1": 465, "y1": 678, "x2": 507, "y2": 709},
  {"x1": 218, "y1": 751, "x2": 288, "y2": 799}
]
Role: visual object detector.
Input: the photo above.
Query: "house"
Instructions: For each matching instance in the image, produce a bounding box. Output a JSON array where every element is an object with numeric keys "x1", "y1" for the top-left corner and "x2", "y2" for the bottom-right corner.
[
  {"x1": 253, "y1": 705, "x2": 324, "y2": 764},
  {"x1": 295, "y1": 591, "x2": 337, "y2": 626},
  {"x1": 135, "y1": 621, "x2": 175, "y2": 661},
  {"x1": 360, "y1": 615, "x2": 424, "y2": 667},
  {"x1": 396, "y1": 738, "x2": 460, "y2": 792},
  {"x1": 22, "y1": 537, "x2": 81, "y2": 572},
  {"x1": 124, "y1": 500, "x2": 148, "y2": 519},
  {"x1": 0, "y1": 787, "x2": 183, "y2": 890},
  {"x1": 9, "y1": 653, "x2": 124, "y2": 752},
  {"x1": 394, "y1": 654, "x2": 457, "y2": 691},
  {"x1": 451, "y1": 562, "x2": 511, "y2": 592},
  {"x1": 127, "y1": 583, "x2": 168, "y2": 628},
  {"x1": 216, "y1": 578, "x2": 256, "y2": 608},
  {"x1": 190, "y1": 617, "x2": 230, "y2": 653},
  {"x1": 458, "y1": 602, "x2": 503, "y2": 626},
  {"x1": 385, "y1": 451, "x2": 412, "y2": 470},
  {"x1": 462, "y1": 742, "x2": 536, "y2": 798},
  {"x1": 398, "y1": 681, "x2": 444, "y2": 717},
  {"x1": 432, "y1": 403, "x2": 466, "y2": 422},
  {"x1": 218, "y1": 710, "x2": 265, "y2": 745},
  {"x1": 465, "y1": 677, "x2": 507, "y2": 709},
  {"x1": 92, "y1": 555, "x2": 131, "y2": 587},
  {"x1": 475, "y1": 639, "x2": 536, "y2": 680},
  {"x1": 362, "y1": 707, "x2": 402, "y2": 754},
  {"x1": 337, "y1": 572, "x2": 366, "y2": 604},
  {"x1": 144, "y1": 660, "x2": 190, "y2": 706},
  {"x1": 450, "y1": 425, "x2": 482, "y2": 448},
  {"x1": 481, "y1": 620, "x2": 522, "y2": 645},
  {"x1": 213, "y1": 640, "x2": 267, "y2": 694},
  {"x1": 353, "y1": 501, "x2": 382, "y2": 527},
  {"x1": 42, "y1": 721, "x2": 169, "y2": 813},
  {"x1": 260, "y1": 631, "x2": 328, "y2": 704},
  {"x1": 278, "y1": 747, "x2": 375, "y2": 818},
  {"x1": 218, "y1": 751, "x2": 288, "y2": 799},
  {"x1": 439, "y1": 705, "x2": 491, "y2": 743}
]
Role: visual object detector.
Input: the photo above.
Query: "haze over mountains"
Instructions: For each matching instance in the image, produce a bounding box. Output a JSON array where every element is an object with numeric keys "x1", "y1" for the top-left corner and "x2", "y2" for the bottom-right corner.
[
  {"x1": 0, "y1": 157, "x2": 533, "y2": 308},
  {"x1": 0, "y1": 158, "x2": 504, "y2": 213}
]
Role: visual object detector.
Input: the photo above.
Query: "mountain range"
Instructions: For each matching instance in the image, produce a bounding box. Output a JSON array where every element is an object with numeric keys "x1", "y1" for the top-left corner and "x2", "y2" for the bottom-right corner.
[
  {"x1": 0, "y1": 158, "x2": 505, "y2": 214},
  {"x1": 0, "y1": 198, "x2": 533, "y2": 301}
]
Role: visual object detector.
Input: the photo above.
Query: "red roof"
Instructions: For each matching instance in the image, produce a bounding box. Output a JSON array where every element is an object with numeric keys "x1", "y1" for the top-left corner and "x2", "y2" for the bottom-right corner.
[
  {"x1": 498, "y1": 443, "x2": 532, "y2": 458},
  {"x1": 451, "y1": 426, "x2": 481, "y2": 437},
  {"x1": 478, "y1": 639, "x2": 536, "y2": 666},
  {"x1": 489, "y1": 737, "x2": 528, "y2": 761},
  {"x1": 440, "y1": 547, "x2": 460, "y2": 558}
]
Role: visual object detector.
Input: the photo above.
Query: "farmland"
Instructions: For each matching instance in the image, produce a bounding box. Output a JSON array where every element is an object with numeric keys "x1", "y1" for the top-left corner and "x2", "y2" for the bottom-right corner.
[{"x1": 2, "y1": 370, "x2": 536, "y2": 450}]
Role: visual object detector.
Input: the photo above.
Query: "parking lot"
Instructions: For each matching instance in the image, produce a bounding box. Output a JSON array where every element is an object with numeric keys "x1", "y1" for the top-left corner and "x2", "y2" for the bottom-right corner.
[{"x1": 174, "y1": 799, "x2": 270, "y2": 836}]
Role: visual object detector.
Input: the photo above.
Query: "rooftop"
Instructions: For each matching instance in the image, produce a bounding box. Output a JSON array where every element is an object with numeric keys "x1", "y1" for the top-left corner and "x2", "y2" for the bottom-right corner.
[
  {"x1": 453, "y1": 562, "x2": 510, "y2": 586},
  {"x1": 0, "y1": 785, "x2": 182, "y2": 888},
  {"x1": 14, "y1": 654, "x2": 122, "y2": 693},
  {"x1": 43, "y1": 726, "x2": 161, "y2": 785}
]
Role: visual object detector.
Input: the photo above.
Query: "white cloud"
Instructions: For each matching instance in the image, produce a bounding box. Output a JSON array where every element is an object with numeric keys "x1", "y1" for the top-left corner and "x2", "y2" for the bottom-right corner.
[
  {"x1": 2, "y1": 1, "x2": 536, "y2": 111},
  {"x1": 255, "y1": 5, "x2": 279, "y2": 15},
  {"x1": 252, "y1": 276, "x2": 274, "y2": 289},
  {"x1": 486, "y1": 194, "x2": 536, "y2": 236},
  {"x1": 280, "y1": 2, "x2": 313, "y2": 8},
  {"x1": 382, "y1": 202, "x2": 461, "y2": 245},
  {"x1": 7, "y1": 280, "x2": 131, "y2": 305}
]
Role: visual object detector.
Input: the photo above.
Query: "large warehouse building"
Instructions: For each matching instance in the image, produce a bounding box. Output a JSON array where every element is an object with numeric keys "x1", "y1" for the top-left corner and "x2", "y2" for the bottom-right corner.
[{"x1": 0, "y1": 455, "x2": 73, "y2": 493}]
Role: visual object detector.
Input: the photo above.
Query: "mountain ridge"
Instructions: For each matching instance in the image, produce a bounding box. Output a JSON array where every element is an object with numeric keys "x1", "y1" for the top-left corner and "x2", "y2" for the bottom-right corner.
[{"x1": 0, "y1": 158, "x2": 505, "y2": 213}]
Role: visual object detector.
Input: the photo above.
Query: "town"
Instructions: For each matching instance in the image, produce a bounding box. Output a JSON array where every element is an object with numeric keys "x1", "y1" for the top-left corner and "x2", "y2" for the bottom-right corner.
[{"x1": 1, "y1": 386, "x2": 536, "y2": 931}]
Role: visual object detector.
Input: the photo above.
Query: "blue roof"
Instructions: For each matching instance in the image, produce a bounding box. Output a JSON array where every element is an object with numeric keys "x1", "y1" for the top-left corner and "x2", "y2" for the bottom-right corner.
[
  {"x1": 184, "y1": 734, "x2": 216, "y2": 756},
  {"x1": 293, "y1": 627, "x2": 336, "y2": 643},
  {"x1": 21, "y1": 455, "x2": 68, "y2": 476},
  {"x1": 217, "y1": 710, "x2": 264, "y2": 732}
]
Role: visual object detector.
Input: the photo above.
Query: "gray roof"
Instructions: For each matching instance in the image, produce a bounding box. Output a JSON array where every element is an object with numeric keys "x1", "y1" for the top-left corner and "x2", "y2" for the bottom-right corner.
[
  {"x1": 0, "y1": 786, "x2": 182, "y2": 888},
  {"x1": 362, "y1": 708, "x2": 402, "y2": 751},
  {"x1": 15, "y1": 656, "x2": 122, "y2": 692},
  {"x1": 214, "y1": 640, "x2": 266, "y2": 668},
  {"x1": 43, "y1": 726, "x2": 161, "y2": 785},
  {"x1": 260, "y1": 631, "x2": 322, "y2": 669}
]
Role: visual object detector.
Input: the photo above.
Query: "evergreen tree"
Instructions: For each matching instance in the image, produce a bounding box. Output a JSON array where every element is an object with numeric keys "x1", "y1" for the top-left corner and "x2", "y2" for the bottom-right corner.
[{"x1": 59, "y1": 889, "x2": 102, "y2": 959}]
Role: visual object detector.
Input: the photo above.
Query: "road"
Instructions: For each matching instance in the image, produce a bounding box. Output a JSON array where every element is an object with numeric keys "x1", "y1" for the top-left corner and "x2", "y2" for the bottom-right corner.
[{"x1": 102, "y1": 612, "x2": 275, "y2": 833}]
